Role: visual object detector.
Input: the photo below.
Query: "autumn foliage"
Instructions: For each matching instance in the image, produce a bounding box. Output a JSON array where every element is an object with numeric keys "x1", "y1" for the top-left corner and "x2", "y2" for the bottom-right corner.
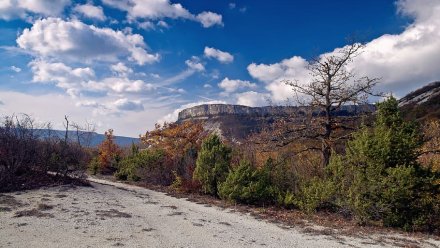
[
  {"x1": 420, "y1": 120, "x2": 440, "y2": 171},
  {"x1": 112, "y1": 121, "x2": 206, "y2": 187},
  {"x1": 95, "y1": 129, "x2": 122, "y2": 174}
]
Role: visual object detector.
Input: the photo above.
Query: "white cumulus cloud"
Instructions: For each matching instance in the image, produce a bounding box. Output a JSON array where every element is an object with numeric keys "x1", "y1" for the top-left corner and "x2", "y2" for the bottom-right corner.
[
  {"x1": 236, "y1": 91, "x2": 270, "y2": 107},
  {"x1": 204, "y1": 47, "x2": 234, "y2": 64},
  {"x1": 185, "y1": 56, "x2": 205, "y2": 72},
  {"x1": 218, "y1": 77, "x2": 256, "y2": 93},
  {"x1": 196, "y1": 11, "x2": 223, "y2": 28},
  {"x1": 0, "y1": 0, "x2": 70, "y2": 20},
  {"x1": 247, "y1": 56, "x2": 309, "y2": 102},
  {"x1": 17, "y1": 18, "x2": 159, "y2": 65},
  {"x1": 110, "y1": 62, "x2": 133, "y2": 76},
  {"x1": 112, "y1": 98, "x2": 144, "y2": 112},
  {"x1": 30, "y1": 60, "x2": 155, "y2": 97},
  {"x1": 247, "y1": 0, "x2": 440, "y2": 100},
  {"x1": 102, "y1": 0, "x2": 222, "y2": 28},
  {"x1": 73, "y1": 3, "x2": 106, "y2": 21}
]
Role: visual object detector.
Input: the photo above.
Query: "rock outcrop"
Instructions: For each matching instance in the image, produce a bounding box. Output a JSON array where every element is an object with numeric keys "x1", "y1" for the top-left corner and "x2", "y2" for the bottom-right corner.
[
  {"x1": 177, "y1": 104, "x2": 374, "y2": 141},
  {"x1": 178, "y1": 104, "x2": 374, "y2": 122}
]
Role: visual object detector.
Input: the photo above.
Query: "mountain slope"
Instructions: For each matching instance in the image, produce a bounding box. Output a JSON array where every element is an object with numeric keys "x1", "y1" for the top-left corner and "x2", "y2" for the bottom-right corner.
[{"x1": 399, "y1": 81, "x2": 440, "y2": 121}]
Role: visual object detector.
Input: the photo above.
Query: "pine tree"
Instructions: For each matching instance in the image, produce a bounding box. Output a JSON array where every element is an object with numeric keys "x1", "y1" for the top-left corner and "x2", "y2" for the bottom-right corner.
[
  {"x1": 193, "y1": 134, "x2": 231, "y2": 195},
  {"x1": 331, "y1": 97, "x2": 439, "y2": 229}
]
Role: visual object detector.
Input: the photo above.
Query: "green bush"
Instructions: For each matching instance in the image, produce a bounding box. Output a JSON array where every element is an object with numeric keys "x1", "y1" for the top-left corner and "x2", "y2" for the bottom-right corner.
[
  {"x1": 264, "y1": 157, "x2": 298, "y2": 208},
  {"x1": 294, "y1": 177, "x2": 336, "y2": 213},
  {"x1": 309, "y1": 97, "x2": 440, "y2": 231},
  {"x1": 218, "y1": 160, "x2": 274, "y2": 205},
  {"x1": 114, "y1": 149, "x2": 166, "y2": 183},
  {"x1": 290, "y1": 97, "x2": 440, "y2": 232},
  {"x1": 193, "y1": 134, "x2": 232, "y2": 195},
  {"x1": 89, "y1": 157, "x2": 100, "y2": 175}
]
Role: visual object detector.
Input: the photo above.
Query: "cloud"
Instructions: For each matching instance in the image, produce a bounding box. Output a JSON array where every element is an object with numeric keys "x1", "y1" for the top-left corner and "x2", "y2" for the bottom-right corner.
[
  {"x1": 29, "y1": 59, "x2": 95, "y2": 97},
  {"x1": 102, "y1": 0, "x2": 222, "y2": 28},
  {"x1": 137, "y1": 21, "x2": 155, "y2": 30},
  {"x1": 203, "y1": 84, "x2": 212, "y2": 88},
  {"x1": 161, "y1": 57, "x2": 206, "y2": 86},
  {"x1": 229, "y1": 3, "x2": 236, "y2": 9},
  {"x1": 248, "y1": 0, "x2": 440, "y2": 101},
  {"x1": 150, "y1": 73, "x2": 161, "y2": 79},
  {"x1": 30, "y1": 60, "x2": 155, "y2": 97},
  {"x1": 0, "y1": 90, "x2": 166, "y2": 137},
  {"x1": 17, "y1": 18, "x2": 159, "y2": 65},
  {"x1": 157, "y1": 20, "x2": 169, "y2": 28},
  {"x1": 0, "y1": 0, "x2": 70, "y2": 20},
  {"x1": 204, "y1": 47, "x2": 234, "y2": 64},
  {"x1": 73, "y1": 3, "x2": 106, "y2": 21},
  {"x1": 160, "y1": 69, "x2": 196, "y2": 86},
  {"x1": 247, "y1": 56, "x2": 309, "y2": 102},
  {"x1": 185, "y1": 56, "x2": 205, "y2": 72},
  {"x1": 112, "y1": 98, "x2": 144, "y2": 112},
  {"x1": 110, "y1": 62, "x2": 133, "y2": 76},
  {"x1": 196, "y1": 11, "x2": 223, "y2": 28},
  {"x1": 76, "y1": 100, "x2": 103, "y2": 108},
  {"x1": 158, "y1": 100, "x2": 226, "y2": 124},
  {"x1": 10, "y1": 66, "x2": 21, "y2": 72},
  {"x1": 218, "y1": 77, "x2": 256, "y2": 93},
  {"x1": 348, "y1": 0, "x2": 440, "y2": 95},
  {"x1": 236, "y1": 91, "x2": 270, "y2": 107}
]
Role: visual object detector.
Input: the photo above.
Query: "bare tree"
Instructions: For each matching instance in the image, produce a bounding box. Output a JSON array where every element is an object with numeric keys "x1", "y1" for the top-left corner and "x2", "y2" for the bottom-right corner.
[
  {"x1": 284, "y1": 43, "x2": 380, "y2": 167},
  {"x1": 70, "y1": 120, "x2": 96, "y2": 148}
]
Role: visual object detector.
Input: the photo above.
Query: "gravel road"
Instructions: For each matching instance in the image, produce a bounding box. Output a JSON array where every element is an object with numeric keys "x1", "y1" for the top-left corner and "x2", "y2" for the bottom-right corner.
[{"x1": 0, "y1": 178, "x2": 438, "y2": 248}]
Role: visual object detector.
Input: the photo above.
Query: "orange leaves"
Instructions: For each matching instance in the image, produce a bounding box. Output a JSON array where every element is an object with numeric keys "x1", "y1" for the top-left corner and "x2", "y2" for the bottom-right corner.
[
  {"x1": 97, "y1": 129, "x2": 122, "y2": 173},
  {"x1": 140, "y1": 121, "x2": 205, "y2": 158}
]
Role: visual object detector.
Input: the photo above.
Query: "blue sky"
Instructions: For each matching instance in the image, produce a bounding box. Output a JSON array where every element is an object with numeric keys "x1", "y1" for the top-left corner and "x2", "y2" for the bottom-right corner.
[{"x1": 0, "y1": 0, "x2": 439, "y2": 137}]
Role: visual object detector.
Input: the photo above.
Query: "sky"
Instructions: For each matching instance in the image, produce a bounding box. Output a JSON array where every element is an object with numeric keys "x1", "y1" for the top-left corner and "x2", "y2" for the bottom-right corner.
[{"x1": 0, "y1": 0, "x2": 439, "y2": 137}]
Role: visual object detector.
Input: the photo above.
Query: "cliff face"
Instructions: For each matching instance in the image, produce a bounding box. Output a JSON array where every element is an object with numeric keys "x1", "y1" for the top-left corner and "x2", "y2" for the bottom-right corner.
[
  {"x1": 177, "y1": 104, "x2": 298, "y2": 121},
  {"x1": 177, "y1": 104, "x2": 375, "y2": 141},
  {"x1": 177, "y1": 104, "x2": 374, "y2": 121}
]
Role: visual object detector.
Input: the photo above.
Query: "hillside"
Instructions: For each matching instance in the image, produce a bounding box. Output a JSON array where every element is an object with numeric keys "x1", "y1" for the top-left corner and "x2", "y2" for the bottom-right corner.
[{"x1": 399, "y1": 81, "x2": 440, "y2": 121}]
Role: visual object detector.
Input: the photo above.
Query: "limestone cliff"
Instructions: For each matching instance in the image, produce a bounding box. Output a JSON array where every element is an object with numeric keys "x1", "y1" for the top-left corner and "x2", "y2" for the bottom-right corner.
[
  {"x1": 177, "y1": 104, "x2": 374, "y2": 141},
  {"x1": 178, "y1": 104, "x2": 374, "y2": 121}
]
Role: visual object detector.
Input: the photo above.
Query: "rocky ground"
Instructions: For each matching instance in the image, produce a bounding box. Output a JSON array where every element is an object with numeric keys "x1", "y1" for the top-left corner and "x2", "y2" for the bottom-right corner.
[{"x1": 0, "y1": 178, "x2": 439, "y2": 248}]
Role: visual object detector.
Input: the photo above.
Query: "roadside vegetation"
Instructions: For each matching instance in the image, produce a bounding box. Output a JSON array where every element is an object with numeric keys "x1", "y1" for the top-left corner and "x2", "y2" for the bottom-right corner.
[
  {"x1": 88, "y1": 96, "x2": 439, "y2": 234},
  {"x1": 1, "y1": 42, "x2": 439, "y2": 235},
  {"x1": 0, "y1": 115, "x2": 90, "y2": 192}
]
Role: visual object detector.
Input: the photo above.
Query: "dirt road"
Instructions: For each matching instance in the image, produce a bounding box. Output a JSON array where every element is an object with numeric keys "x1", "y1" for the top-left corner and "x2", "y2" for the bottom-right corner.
[{"x1": 0, "y1": 178, "x2": 438, "y2": 248}]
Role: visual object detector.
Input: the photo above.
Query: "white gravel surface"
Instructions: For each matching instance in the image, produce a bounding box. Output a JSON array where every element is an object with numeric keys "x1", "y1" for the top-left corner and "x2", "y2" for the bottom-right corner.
[{"x1": 0, "y1": 178, "x2": 439, "y2": 248}]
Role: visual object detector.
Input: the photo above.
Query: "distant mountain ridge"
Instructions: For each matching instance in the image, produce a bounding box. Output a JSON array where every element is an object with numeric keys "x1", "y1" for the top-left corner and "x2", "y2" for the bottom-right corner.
[{"x1": 33, "y1": 129, "x2": 139, "y2": 147}]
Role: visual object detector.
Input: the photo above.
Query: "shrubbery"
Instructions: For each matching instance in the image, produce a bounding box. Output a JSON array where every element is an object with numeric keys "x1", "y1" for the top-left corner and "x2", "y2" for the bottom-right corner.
[
  {"x1": 96, "y1": 97, "x2": 439, "y2": 233},
  {"x1": 294, "y1": 97, "x2": 440, "y2": 232},
  {"x1": 93, "y1": 129, "x2": 122, "y2": 174},
  {"x1": 0, "y1": 115, "x2": 89, "y2": 191},
  {"x1": 219, "y1": 160, "x2": 274, "y2": 205},
  {"x1": 193, "y1": 134, "x2": 232, "y2": 195},
  {"x1": 219, "y1": 157, "x2": 299, "y2": 207},
  {"x1": 114, "y1": 149, "x2": 170, "y2": 184}
]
